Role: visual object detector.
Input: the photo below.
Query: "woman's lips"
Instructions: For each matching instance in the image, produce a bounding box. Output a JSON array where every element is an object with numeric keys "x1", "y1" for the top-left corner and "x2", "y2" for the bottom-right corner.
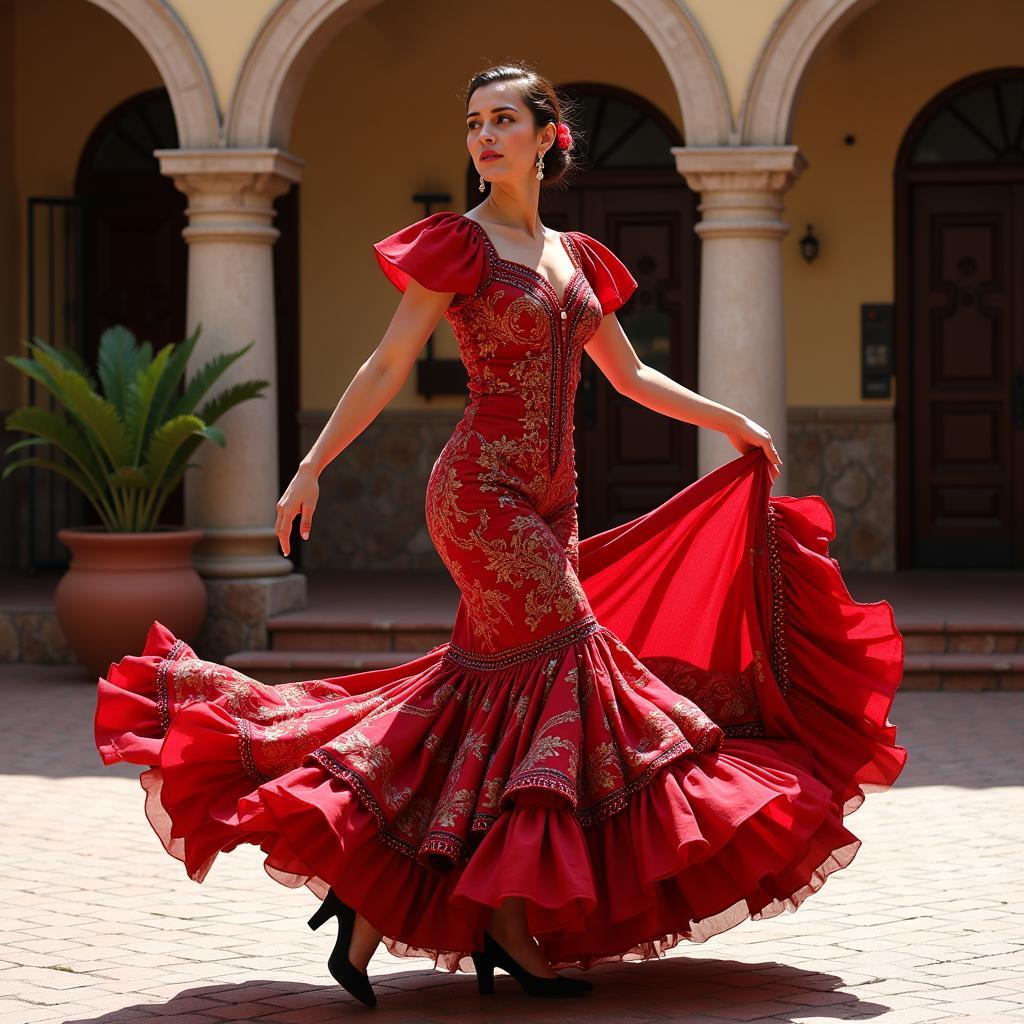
[{"x1": 481, "y1": 154, "x2": 502, "y2": 162}]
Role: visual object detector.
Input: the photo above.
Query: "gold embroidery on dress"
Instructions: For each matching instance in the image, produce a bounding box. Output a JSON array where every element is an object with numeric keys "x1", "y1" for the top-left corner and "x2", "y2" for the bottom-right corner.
[{"x1": 422, "y1": 239, "x2": 603, "y2": 653}]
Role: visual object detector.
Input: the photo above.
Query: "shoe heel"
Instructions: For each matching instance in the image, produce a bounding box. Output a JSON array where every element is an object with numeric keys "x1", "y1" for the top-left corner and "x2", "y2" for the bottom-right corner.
[
  {"x1": 482, "y1": 930, "x2": 592, "y2": 998},
  {"x1": 471, "y1": 950, "x2": 495, "y2": 994},
  {"x1": 307, "y1": 900, "x2": 335, "y2": 931}
]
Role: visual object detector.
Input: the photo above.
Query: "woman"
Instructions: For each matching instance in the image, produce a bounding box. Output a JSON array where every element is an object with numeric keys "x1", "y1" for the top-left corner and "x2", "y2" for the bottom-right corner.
[{"x1": 95, "y1": 64, "x2": 907, "y2": 1008}]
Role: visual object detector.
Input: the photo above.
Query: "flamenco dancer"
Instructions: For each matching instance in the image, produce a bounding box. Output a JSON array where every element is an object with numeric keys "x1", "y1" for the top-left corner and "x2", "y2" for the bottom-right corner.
[{"x1": 95, "y1": 64, "x2": 907, "y2": 1008}]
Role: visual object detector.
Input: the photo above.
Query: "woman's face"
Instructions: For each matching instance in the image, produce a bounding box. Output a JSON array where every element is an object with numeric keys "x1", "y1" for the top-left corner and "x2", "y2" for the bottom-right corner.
[{"x1": 466, "y1": 82, "x2": 553, "y2": 187}]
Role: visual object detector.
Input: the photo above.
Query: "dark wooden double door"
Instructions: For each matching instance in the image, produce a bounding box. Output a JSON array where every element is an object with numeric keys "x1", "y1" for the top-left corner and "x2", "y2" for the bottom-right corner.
[
  {"x1": 542, "y1": 183, "x2": 701, "y2": 540},
  {"x1": 907, "y1": 181, "x2": 1024, "y2": 567}
]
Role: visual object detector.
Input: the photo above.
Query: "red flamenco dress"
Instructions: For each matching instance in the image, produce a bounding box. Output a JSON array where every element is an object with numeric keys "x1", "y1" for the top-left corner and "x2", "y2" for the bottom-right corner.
[{"x1": 95, "y1": 211, "x2": 908, "y2": 973}]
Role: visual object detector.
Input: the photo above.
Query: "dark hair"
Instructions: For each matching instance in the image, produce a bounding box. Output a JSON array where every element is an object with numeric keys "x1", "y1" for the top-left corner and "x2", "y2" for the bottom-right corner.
[{"x1": 462, "y1": 63, "x2": 580, "y2": 189}]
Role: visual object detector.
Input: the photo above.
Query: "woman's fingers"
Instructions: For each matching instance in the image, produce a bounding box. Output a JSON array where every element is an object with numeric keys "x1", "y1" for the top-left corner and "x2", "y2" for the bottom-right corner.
[
  {"x1": 760, "y1": 436, "x2": 783, "y2": 484},
  {"x1": 300, "y1": 499, "x2": 315, "y2": 540},
  {"x1": 274, "y1": 483, "x2": 318, "y2": 555},
  {"x1": 275, "y1": 494, "x2": 303, "y2": 556},
  {"x1": 275, "y1": 501, "x2": 295, "y2": 557}
]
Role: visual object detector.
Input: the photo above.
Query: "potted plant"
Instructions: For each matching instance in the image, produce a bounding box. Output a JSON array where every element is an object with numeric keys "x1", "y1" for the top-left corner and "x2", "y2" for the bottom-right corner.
[{"x1": 2, "y1": 324, "x2": 269, "y2": 676}]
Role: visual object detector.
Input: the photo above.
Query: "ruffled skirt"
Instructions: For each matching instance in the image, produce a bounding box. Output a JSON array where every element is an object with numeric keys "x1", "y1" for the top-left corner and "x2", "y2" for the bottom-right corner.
[{"x1": 94, "y1": 449, "x2": 907, "y2": 972}]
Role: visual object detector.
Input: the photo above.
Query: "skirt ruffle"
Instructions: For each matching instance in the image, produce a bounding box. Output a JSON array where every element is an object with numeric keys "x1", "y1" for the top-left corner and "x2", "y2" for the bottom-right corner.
[{"x1": 94, "y1": 449, "x2": 907, "y2": 973}]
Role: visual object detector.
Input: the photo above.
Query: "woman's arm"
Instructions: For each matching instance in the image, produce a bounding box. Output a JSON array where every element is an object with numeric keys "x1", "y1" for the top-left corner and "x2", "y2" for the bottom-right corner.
[
  {"x1": 584, "y1": 313, "x2": 783, "y2": 477},
  {"x1": 274, "y1": 281, "x2": 454, "y2": 556}
]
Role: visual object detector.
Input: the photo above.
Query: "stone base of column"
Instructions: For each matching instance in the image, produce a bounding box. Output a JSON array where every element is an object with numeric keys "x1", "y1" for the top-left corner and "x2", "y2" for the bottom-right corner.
[
  {"x1": 192, "y1": 527, "x2": 294, "y2": 578},
  {"x1": 196, "y1": 572, "x2": 307, "y2": 662}
]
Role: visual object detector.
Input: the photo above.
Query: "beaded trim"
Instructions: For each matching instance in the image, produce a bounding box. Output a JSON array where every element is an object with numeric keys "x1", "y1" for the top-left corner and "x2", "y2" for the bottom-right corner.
[
  {"x1": 310, "y1": 721, "x2": 726, "y2": 869},
  {"x1": 309, "y1": 748, "x2": 451, "y2": 866},
  {"x1": 309, "y1": 748, "x2": 389, "y2": 830},
  {"x1": 457, "y1": 219, "x2": 590, "y2": 479},
  {"x1": 723, "y1": 719, "x2": 766, "y2": 738},
  {"x1": 417, "y1": 833, "x2": 464, "y2": 860},
  {"x1": 765, "y1": 503, "x2": 791, "y2": 695},
  {"x1": 444, "y1": 614, "x2": 601, "y2": 670},
  {"x1": 505, "y1": 766, "x2": 579, "y2": 806},
  {"x1": 576, "y1": 727, "x2": 721, "y2": 827},
  {"x1": 238, "y1": 718, "x2": 270, "y2": 785},
  {"x1": 156, "y1": 638, "x2": 188, "y2": 734}
]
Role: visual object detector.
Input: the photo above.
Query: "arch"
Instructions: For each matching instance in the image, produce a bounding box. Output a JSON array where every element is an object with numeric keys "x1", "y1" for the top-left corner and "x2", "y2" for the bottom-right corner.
[
  {"x1": 226, "y1": 0, "x2": 732, "y2": 148},
  {"x1": 896, "y1": 66, "x2": 1024, "y2": 166},
  {"x1": 742, "y1": 0, "x2": 884, "y2": 144},
  {"x1": 82, "y1": 0, "x2": 221, "y2": 146}
]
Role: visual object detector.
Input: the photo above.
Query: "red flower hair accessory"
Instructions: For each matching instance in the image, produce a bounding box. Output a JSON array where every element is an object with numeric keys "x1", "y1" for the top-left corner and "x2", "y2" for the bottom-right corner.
[{"x1": 556, "y1": 122, "x2": 573, "y2": 150}]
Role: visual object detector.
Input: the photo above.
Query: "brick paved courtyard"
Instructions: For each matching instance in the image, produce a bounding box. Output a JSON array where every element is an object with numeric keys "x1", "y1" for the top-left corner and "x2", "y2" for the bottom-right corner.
[{"x1": 1, "y1": 663, "x2": 1021, "y2": 1024}]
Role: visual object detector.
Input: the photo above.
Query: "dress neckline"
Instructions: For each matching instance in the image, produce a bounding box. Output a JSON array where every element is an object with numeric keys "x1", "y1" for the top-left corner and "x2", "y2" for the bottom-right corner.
[{"x1": 453, "y1": 212, "x2": 582, "y2": 310}]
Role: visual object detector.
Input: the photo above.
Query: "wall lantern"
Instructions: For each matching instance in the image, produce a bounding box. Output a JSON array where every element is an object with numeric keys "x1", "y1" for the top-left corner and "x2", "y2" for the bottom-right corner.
[{"x1": 799, "y1": 224, "x2": 819, "y2": 263}]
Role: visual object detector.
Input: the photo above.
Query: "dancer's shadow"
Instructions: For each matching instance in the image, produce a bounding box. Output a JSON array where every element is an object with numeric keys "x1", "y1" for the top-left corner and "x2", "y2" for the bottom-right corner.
[{"x1": 63, "y1": 958, "x2": 897, "y2": 1022}]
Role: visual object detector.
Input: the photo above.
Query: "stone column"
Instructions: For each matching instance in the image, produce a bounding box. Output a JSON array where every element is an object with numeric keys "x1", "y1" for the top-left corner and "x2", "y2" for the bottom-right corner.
[
  {"x1": 154, "y1": 148, "x2": 304, "y2": 578},
  {"x1": 671, "y1": 145, "x2": 806, "y2": 496}
]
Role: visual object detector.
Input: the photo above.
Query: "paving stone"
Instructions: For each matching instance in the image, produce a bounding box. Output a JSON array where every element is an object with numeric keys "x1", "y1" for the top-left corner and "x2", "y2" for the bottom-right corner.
[{"x1": 1, "y1": 669, "x2": 1022, "y2": 1024}]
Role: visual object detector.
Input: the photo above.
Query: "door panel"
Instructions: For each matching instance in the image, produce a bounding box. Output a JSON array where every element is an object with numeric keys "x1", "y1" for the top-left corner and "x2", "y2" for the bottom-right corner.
[
  {"x1": 910, "y1": 183, "x2": 1024, "y2": 566},
  {"x1": 545, "y1": 186, "x2": 699, "y2": 535}
]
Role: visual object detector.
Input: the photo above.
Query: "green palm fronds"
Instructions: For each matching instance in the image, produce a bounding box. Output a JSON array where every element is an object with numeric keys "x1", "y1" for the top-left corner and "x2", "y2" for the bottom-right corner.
[{"x1": 3, "y1": 324, "x2": 269, "y2": 532}]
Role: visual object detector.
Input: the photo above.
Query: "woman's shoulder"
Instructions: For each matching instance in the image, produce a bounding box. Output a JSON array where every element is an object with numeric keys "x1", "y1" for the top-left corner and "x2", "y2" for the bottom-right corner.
[
  {"x1": 564, "y1": 229, "x2": 638, "y2": 316},
  {"x1": 375, "y1": 210, "x2": 482, "y2": 249},
  {"x1": 372, "y1": 211, "x2": 486, "y2": 298}
]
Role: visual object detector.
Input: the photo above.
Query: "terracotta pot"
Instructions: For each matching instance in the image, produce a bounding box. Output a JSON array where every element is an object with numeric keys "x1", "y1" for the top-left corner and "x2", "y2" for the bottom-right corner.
[{"x1": 55, "y1": 527, "x2": 207, "y2": 678}]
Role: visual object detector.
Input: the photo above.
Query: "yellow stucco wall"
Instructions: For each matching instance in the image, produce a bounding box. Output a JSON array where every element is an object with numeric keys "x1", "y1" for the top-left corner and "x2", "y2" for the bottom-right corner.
[
  {"x1": 687, "y1": 0, "x2": 788, "y2": 127},
  {"x1": 2, "y1": 0, "x2": 1021, "y2": 420},
  {"x1": 165, "y1": 0, "x2": 790, "y2": 131},
  {"x1": 169, "y1": 0, "x2": 277, "y2": 118},
  {"x1": 784, "y1": 0, "x2": 1024, "y2": 404},
  {"x1": 2, "y1": 0, "x2": 161, "y2": 408},
  {"x1": 290, "y1": 0, "x2": 680, "y2": 412}
]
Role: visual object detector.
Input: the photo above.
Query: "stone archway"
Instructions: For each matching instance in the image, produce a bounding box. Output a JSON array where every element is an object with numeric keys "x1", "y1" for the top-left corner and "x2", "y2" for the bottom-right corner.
[
  {"x1": 225, "y1": 0, "x2": 732, "y2": 148},
  {"x1": 82, "y1": 0, "x2": 221, "y2": 145},
  {"x1": 742, "y1": 0, "x2": 884, "y2": 144}
]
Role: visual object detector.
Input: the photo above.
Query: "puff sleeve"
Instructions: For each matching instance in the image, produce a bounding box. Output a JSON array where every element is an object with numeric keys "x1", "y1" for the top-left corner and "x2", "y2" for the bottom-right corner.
[
  {"x1": 372, "y1": 211, "x2": 485, "y2": 300},
  {"x1": 570, "y1": 231, "x2": 638, "y2": 316}
]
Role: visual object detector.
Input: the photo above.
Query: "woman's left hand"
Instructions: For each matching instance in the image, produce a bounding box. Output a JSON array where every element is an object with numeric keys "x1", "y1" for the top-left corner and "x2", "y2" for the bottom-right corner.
[{"x1": 724, "y1": 415, "x2": 783, "y2": 482}]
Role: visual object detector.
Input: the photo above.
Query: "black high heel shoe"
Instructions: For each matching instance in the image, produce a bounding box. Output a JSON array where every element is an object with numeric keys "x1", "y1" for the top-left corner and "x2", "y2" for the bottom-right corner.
[
  {"x1": 307, "y1": 888, "x2": 377, "y2": 1007},
  {"x1": 470, "y1": 930, "x2": 593, "y2": 998}
]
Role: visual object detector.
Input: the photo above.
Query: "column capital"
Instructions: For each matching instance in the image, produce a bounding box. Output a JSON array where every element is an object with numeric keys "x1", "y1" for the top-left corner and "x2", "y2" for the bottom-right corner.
[
  {"x1": 671, "y1": 145, "x2": 808, "y2": 243},
  {"x1": 155, "y1": 148, "x2": 305, "y2": 247},
  {"x1": 670, "y1": 144, "x2": 807, "y2": 195},
  {"x1": 154, "y1": 147, "x2": 305, "y2": 198}
]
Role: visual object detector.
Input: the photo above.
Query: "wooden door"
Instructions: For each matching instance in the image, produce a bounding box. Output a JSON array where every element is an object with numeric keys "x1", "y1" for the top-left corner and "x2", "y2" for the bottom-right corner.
[
  {"x1": 543, "y1": 183, "x2": 699, "y2": 537},
  {"x1": 908, "y1": 182, "x2": 1024, "y2": 567}
]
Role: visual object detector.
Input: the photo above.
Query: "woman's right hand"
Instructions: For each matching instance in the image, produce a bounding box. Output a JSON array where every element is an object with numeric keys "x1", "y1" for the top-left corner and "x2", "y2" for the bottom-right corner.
[{"x1": 275, "y1": 464, "x2": 320, "y2": 557}]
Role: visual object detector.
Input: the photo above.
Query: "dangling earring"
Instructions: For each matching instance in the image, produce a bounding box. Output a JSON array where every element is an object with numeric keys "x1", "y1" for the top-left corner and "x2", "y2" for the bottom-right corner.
[
  {"x1": 478, "y1": 173, "x2": 485, "y2": 193},
  {"x1": 535, "y1": 150, "x2": 545, "y2": 180}
]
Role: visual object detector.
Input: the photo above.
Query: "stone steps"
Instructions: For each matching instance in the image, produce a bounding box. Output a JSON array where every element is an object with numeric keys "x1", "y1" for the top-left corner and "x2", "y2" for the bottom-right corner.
[
  {"x1": 222, "y1": 610, "x2": 1024, "y2": 691},
  {"x1": 4, "y1": 570, "x2": 1022, "y2": 690},
  {"x1": 223, "y1": 647, "x2": 437, "y2": 684},
  {"x1": 222, "y1": 601, "x2": 455, "y2": 683}
]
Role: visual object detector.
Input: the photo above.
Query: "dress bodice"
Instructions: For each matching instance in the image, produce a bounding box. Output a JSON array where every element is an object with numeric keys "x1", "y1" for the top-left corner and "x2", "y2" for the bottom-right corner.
[{"x1": 373, "y1": 211, "x2": 637, "y2": 509}]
